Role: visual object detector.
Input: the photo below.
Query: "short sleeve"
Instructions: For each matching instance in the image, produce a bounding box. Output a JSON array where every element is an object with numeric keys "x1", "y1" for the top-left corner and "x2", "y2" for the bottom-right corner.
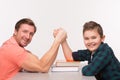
[{"x1": 6, "y1": 46, "x2": 28, "y2": 67}]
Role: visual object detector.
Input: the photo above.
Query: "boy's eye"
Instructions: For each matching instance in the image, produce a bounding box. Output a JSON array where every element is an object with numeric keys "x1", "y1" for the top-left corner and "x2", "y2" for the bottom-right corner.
[
  {"x1": 84, "y1": 36, "x2": 97, "y2": 40},
  {"x1": 91, "y1": 36, "x2": 96, "y2": 39}
]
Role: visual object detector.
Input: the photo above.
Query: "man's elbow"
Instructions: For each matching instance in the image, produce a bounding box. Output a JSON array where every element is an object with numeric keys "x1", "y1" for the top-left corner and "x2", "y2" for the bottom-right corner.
[
  {"x1": 38, "y1": 67, "x2": 50, "y2": 73},
  {"x1": 40, "y1": 69, "x2": 49, "y2": 73}
]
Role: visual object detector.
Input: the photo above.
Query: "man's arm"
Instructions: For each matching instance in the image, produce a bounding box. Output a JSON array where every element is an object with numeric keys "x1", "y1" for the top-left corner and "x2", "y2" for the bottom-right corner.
[{"x1": 21, "y1": 29, "x2": 67, "y2": 72}]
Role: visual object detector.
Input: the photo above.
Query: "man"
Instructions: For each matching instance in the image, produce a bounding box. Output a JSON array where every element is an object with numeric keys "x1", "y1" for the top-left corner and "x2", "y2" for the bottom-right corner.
[{"x1": 0, "y1": 18, "x2": 67, "y2": 80}]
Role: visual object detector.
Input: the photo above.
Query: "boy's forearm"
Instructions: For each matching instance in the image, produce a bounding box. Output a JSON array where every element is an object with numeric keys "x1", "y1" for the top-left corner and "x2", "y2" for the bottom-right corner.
[{"x1": 61, "y1": 40, "x2": 73, "y2": 61}]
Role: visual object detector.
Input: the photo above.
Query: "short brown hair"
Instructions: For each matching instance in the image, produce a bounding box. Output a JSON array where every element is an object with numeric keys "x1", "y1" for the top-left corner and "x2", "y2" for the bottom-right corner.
[
  {"x1": 83, "y1": 21, "x2": 103, "y2": 38},
  {"x1": 15, "y1": 18, "x2": 37, "y2": 33}
]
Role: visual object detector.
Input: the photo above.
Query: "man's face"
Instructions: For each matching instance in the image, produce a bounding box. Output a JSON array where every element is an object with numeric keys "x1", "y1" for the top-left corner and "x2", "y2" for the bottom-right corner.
[
  {"x1": 83, "y1": 29, "x2": 105, "y2": 53},
  {"x1": 14, "y1": 24, "x2": 35, "y2": 47}
]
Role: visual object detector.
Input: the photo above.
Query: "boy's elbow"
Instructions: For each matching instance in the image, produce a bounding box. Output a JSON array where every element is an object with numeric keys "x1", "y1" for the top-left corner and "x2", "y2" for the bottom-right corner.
[
  {"x1": 82, "y1": 70, "x2": 95, "y2": 76},
  {"x1": 82, "y1": 66, "x2": 95, "y2": 76}
]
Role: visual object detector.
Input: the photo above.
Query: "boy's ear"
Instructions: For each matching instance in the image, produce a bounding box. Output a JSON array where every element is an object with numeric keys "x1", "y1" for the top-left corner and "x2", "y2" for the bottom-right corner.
[{"x1": 102, "y1": 35, "x2": 105, "y2": 42}]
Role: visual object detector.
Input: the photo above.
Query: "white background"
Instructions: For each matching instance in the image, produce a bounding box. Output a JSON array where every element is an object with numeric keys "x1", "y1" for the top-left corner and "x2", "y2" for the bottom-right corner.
[{"x1": 0, "y1": 0, "x2": 120, "y2": 60}]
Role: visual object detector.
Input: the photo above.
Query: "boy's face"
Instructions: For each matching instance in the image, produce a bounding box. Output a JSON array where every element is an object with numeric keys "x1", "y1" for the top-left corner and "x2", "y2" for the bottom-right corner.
[
  {"x1": 14, "y1": 24, "x2": 35, "y2": 47},
  {"x1": 83, "y1": 29, "x2": 105, "y2": 53}
]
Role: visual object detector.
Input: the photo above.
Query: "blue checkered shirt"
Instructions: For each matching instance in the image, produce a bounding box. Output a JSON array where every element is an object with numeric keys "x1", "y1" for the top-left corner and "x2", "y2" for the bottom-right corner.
[{"x1": 72, "y1": 43, "x2": 120, "y2": 80}]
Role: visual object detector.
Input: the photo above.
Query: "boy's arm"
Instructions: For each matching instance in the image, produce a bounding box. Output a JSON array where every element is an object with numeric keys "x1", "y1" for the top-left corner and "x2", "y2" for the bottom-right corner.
[
  {"x1": 82, "y1": 50, "x2": 112, "y2": 76},
  {"x1": 61, "y1": 40, "x2": 73, "y2": 61},
  {"x1": 53, "y1": 28, "x2": 73, "y2": 61}
]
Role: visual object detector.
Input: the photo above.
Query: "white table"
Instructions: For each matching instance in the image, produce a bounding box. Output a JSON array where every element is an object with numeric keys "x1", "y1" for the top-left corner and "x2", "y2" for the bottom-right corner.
[
  {"x1": 12, "y1": 61, "x2": 96, "y2": 80},
  {"x1": 12, "y1": 71, "x2": 96, "y2": 80}
]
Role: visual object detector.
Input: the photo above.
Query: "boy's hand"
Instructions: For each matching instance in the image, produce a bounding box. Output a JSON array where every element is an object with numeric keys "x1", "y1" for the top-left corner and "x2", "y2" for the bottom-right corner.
[{"x1": 53, "y1": 28, "x2": 67, "y2": 43}]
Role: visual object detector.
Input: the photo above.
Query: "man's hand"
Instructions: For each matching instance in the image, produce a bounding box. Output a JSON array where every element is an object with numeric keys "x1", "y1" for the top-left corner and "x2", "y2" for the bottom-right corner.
[{"x1": 53, "y1": 28, "x2": 67, "y2": 43}]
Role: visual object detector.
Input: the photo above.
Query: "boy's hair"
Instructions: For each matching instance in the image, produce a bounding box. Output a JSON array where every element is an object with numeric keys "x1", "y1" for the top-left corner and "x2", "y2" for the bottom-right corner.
[
  {"x1": 15, "y1": 18, "x2": 37, "y2": 33},
  {"x1": 83, "y1": 21, "x2": 103, "y2": 38}
]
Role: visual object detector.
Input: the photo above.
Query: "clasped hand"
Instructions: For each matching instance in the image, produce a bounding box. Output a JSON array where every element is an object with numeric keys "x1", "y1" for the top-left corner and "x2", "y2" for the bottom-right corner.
[{"x1": 53, "y1": 28, "x2": 67, "y2": 43}]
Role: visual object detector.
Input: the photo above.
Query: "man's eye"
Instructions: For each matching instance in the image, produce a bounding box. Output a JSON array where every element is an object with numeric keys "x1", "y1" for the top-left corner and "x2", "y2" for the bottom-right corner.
[
  {"x1": 23, "y1": 30, "x2": 28, "y2": 33},
  {"x1": 30, "y1": 33, "x2": 34, "y2": 36},
  {"x1": 84, "y1": 37, "x2": 89, "y2": 40}
]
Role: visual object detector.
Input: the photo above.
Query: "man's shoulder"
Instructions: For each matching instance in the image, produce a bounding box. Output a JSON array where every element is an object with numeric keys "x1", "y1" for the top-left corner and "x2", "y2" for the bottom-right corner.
[
  {"x1": 1, "y1": 37, "x2": 25, "y2": 53},
  {"x1": 2, "y1": 37, "x2": 20, "y2": 48}
]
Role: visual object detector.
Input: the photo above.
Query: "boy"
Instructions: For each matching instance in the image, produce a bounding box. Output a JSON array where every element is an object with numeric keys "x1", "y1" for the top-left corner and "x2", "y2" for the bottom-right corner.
[{"x1": 54, "y1": 21, "x2": 120, "y2": 80}]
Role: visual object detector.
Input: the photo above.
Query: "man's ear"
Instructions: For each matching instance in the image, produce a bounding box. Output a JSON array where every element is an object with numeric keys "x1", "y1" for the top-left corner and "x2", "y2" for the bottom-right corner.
[{"x1": 14, "y1": 30, "x2": 17, "y2": 36}]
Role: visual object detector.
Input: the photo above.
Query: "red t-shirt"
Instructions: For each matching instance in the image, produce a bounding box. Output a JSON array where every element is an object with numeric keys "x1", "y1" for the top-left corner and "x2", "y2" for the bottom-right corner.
[{"x1": 0, "y1": 37, "x2": 28, "y2": 80}]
